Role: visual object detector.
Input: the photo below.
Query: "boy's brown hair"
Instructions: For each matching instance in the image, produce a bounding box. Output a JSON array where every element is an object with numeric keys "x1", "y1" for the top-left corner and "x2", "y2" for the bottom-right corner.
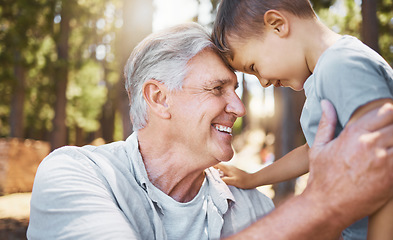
[{"x1": 212, "y1": 0, "x2": 316, "y2": 60}]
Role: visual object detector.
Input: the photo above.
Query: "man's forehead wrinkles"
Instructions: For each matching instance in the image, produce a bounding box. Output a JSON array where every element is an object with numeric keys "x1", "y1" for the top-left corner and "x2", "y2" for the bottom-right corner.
[
  {"x1": 207, "y1": 79, "x2": 226, "y2": 85},
  {"x1": 205, "y1": 78, "x2": 233, "y2": 86}
]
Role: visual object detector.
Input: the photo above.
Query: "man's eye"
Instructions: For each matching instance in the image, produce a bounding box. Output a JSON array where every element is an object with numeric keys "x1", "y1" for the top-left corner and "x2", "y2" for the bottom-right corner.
[
  {"x1": 235, "y1": 82, "x2": 239, "y2": 90},
  {"x1": 211, "y1": 86, "x2": 223, "y2": 95}
]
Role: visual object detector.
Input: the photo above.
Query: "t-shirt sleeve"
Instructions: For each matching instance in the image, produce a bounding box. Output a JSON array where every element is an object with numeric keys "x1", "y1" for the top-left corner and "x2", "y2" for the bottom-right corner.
[
  {"x1": 27, "y1": 147, "x2": 141, "y2": 240},
  {"x1": 315, "y1": 47, "x2": 393, "y2": 127}
]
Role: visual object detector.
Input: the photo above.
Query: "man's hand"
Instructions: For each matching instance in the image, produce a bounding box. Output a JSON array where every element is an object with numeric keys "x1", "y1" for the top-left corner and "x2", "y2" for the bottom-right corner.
[
  {"x1": 307, "y1": 100, "x2": 393, "y2": 229},
  {"x1": 224, "y1": 100, "x2": 393, "y2": 240}
]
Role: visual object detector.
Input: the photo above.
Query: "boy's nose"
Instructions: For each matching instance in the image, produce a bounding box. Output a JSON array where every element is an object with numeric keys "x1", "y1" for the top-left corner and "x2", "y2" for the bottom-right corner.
[{"x1": 259, "y1": 78, "x2": 271, "y2": 88}]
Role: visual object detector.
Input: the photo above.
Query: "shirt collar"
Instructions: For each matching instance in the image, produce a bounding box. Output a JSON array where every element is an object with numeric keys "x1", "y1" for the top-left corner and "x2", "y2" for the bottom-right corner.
[
  {"x1": 125, "y1": 132, "x2": 150, "y2": 191},
  {"x1": 125, "y1": 132, "x2": 235, "y2": 214},
  {"x1": 205, "y1": 167, "x2": 235, "y2": 214}
]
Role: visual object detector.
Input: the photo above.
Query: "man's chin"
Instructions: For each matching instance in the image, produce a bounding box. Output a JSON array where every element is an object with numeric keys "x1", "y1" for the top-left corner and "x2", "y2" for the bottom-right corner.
[{"x1": 215, "y1": 149, "x2": 234, "y2": 163}]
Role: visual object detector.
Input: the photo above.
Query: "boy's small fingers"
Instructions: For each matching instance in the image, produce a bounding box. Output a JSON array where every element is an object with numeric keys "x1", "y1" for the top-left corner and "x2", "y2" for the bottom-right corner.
[
  {"x1": 213, "y1": 163, "x2": 224, "y2": 169},
  {"x1": 214, "y1": 163, "x2": 230, "y2": 174},
  {"x1": 221, "y1": 177, "x2": 234, "y2": 186}
]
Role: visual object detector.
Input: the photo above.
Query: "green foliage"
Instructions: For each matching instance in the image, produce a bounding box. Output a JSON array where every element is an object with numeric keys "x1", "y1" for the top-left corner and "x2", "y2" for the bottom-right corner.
[
  {"x1": 0, "y1": 0, "x2": 54, "y2": 138},
  {"x1": 310, "y1": 0, "x2": 337, "y2": 11},
  {"x1": 317, "y1": 0, "x2": 362, "y2": 37},
  {"x1": 113, "y1": 111, "x2": 124, "y2": 141},
  {"x1": 0, "y1": 0, "x2": 123, "y2": 144},
  {"x1": 62, "y1": 0, "x2": 121, "y2": 144},
  {"x1": 313, "y1": 0, "x2": 392, "y2": 65},
  {"x1": 232, "y1": 117, "x2": 243, "y2": 136},
  {"x1": 378, "y1": 0, "x2": 393, "y2": 65},
  {"x1": 66, "y1": 60, "x2": 107, "y2": 132},
  {"x1": 0, "y1": 0, "x2": 391, "y2": 144}
]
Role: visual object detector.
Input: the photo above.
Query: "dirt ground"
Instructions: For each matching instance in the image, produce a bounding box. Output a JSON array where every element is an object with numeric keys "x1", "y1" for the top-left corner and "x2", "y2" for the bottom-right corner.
[{"x1": 0, "y1": 193, "x2": 31, "y2": 240}]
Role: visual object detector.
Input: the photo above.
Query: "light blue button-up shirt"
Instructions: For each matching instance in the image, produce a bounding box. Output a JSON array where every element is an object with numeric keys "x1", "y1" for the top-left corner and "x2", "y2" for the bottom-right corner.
[{"x1": 28, "y1": 132, "x2": 274, "y2": 240}]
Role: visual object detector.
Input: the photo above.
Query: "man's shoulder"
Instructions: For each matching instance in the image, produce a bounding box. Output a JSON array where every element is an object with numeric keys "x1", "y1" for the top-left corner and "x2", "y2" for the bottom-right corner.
[
  {"x1": 43, "y1": 140, "x2": 128, "y2": 165},
  {"x1": 37, "y1": 139, "x2": 135, "y2": 183},
  {"x1": 229, "y1": 185, "x2": 274, "y2": 210}
]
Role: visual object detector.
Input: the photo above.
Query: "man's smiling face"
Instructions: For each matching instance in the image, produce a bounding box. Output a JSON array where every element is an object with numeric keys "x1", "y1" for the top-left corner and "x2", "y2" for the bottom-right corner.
[{"x1": 168, "y1": 48, "x2": 246, "y2": 164}]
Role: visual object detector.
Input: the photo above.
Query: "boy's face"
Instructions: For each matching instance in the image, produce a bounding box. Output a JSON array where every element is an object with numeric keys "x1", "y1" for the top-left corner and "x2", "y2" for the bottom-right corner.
[{"x1": 228, "y1": 34, "x2": 312, "y2": 91}]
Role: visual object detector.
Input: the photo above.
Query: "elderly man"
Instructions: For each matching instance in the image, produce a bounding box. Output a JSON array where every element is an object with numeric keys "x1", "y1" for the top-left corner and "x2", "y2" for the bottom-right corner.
[{"x1": 27, "y1": 23, "x2": 393, "y2": 240}]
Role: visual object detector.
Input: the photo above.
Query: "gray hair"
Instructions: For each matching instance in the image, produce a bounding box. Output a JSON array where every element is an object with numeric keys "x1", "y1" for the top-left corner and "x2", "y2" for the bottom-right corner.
[{"x1": 124, "y1": 22, "x2": 218, "y2": 131}]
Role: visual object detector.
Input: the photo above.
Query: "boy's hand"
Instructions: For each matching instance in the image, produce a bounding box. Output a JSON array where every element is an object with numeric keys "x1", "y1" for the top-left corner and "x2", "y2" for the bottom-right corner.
[{"x1": 214, "y1": 163, "x2": 255, "y2": 189}]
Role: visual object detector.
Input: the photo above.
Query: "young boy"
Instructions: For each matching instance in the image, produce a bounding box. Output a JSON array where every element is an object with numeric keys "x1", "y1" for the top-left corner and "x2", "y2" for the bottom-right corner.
[{"x1": 211, "y1": 0, "x2": 393, "y2": 239}]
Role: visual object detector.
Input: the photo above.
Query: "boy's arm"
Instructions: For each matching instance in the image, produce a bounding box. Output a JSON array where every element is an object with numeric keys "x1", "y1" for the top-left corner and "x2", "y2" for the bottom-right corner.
[
  {"x1": 258, "y1": 99, "x2": 393, "y2": 188},
  {"x1": 217, "y1": 144, "x2": 309, "y2": 189},
  {"x1": 367, "y1": 199, "x2": 393, "y2": 240},
  {"x1": 253, "y1": 144, "x2": 309, "y2": 185}
]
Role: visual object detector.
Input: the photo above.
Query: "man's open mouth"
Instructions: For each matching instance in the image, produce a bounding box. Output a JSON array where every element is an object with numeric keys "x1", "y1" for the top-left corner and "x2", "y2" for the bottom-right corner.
[{"x1": 212, "y1": 124, "x2": 232, "y2": 134}]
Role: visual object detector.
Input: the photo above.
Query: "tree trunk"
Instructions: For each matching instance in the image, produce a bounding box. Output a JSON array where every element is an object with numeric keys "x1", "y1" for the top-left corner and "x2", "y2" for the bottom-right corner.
[
  {"x1": 241, "y1": 74, "x2": 249, "y2": 132},
  {"x1": 117, "y1": 0, "x2": 153, "y2": 139},
  {"x1": 100, "y1": 65, "x2": 115, "y2": 143},
  {"x1": 50, "y1": 0, "x2": 72, "y2": 150},
  {"x1": 272, "y1": 87, "x2": 305, "y2": 205},
  {"x1": 75, "y1": 126, "x2": 84, "y2": 146},
  {"x1": 361, "y1": 0, "x2": 380, "y2": 53},
  {"x1": 10, "y1": 51, "x2": 26, "y2": 139}
]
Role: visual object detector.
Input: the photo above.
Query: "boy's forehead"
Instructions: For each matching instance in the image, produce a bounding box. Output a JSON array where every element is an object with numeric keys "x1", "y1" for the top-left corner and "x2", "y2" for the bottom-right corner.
[
  {"x1": 228, "y1": 36, "x2": 264, "y2": 73},
  {"x1": 225, "y1": 37, "x2": 251, "y2": 70},
  {"x1": 228, "y1": 53, "x2": 247, "y2": 73}
]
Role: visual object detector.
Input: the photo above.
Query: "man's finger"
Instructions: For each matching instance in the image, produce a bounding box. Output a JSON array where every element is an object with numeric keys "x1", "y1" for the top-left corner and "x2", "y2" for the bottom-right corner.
[
  {"x1": 374, "y1": 124, "x2": 393, "y2": 149},
  {"x1": 313, "y1": 100, "x2": 337, "y2": 147},
  {"x1": 356, "y1": 102, "x2": 393, "y2": 132}
]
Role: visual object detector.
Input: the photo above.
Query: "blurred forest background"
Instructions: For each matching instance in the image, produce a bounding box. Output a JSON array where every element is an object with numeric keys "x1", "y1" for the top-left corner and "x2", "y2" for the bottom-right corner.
[{"x1": 0, "y1": 0, "x2": 392, "y2": 200}]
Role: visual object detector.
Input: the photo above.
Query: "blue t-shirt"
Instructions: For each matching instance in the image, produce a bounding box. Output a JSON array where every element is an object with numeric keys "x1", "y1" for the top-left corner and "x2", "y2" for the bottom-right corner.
[{"x1": 300, "y1": 35, "x2": 393, "y2": 240}]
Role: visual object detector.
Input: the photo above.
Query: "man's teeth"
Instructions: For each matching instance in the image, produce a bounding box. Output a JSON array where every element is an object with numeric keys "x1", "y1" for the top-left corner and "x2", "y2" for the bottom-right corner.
[{"x1": 214, "y1": 124, "x2": 232, "y2": 134}]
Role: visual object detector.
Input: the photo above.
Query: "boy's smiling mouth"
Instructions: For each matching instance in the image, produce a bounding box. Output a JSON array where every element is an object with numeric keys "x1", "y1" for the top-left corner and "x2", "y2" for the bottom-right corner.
[{"x1": 273, "y1": 80, "x2": 282, "y2": 87}]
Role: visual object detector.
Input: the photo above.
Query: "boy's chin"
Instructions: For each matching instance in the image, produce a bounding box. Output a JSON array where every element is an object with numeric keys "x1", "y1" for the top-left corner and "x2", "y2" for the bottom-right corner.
[{"x1": 291, "y1": 86, "x2": 304, "y2": 91}]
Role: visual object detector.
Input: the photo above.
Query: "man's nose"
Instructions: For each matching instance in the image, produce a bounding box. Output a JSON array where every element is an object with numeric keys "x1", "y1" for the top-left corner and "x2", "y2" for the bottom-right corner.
[{"x1": 225, "y1": 92, "x2": 246, "y2": 118}]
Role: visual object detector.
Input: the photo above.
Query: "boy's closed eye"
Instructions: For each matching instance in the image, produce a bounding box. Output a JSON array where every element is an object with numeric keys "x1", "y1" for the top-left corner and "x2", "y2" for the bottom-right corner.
[{"x1": 249, "y1": 64, "x2": 255, "y2": 72}]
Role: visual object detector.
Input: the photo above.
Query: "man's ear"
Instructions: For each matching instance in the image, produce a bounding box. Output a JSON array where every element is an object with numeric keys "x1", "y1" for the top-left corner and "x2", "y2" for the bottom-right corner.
[
  {"x1": 264, "y1": 10, "x2": 289, "y2": 37},
  {"x1": 142, "y1": 79, "x2": 171, "y2": 119}
]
